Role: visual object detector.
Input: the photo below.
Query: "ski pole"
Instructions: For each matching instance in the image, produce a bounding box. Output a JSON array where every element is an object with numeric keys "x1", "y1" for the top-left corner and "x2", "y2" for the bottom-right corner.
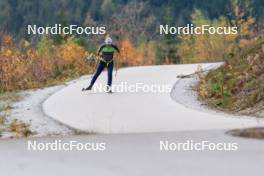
[{"x1": 115, "y1": 61, "x2": 118, "y2": 77}]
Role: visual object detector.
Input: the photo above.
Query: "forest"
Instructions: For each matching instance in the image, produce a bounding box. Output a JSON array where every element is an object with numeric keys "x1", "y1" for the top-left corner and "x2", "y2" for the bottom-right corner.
[{"x1": 0, "y1": 0, "x2": 263, "y2": 92}]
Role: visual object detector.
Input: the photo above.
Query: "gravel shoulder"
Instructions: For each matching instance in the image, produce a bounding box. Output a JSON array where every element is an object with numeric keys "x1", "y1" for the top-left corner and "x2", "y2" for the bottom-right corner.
[{"x1": 0, "y1": 75, "x2": 91, "y2": 138}]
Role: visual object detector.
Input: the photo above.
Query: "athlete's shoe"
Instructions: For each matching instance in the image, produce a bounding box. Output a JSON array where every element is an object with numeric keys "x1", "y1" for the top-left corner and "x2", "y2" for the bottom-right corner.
[
  {"x1": 82, "y1": 85, "x2": 92, "y2": 91},
  {"x1": 106, "y1": 87, "x2": 113, "y2": 94}
]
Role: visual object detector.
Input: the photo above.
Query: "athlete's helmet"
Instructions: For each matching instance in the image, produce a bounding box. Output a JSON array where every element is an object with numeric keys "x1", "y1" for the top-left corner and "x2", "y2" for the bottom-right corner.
[{"x1": 105, "y1": 37, "x2": 112, "y2": 45}]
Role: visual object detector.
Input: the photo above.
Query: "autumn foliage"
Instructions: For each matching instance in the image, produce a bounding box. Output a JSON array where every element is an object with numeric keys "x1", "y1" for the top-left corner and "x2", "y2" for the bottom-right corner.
[
  {"x1": 198, "y1": 38, "x2": 264, "y2": 115},
  {"x1": 119, "y1": 37, "x2": 155, "y2": 66},
  {"x1": 0, "y1": 35, "x2": 91, "y2": 92},
  {"x1": 0, "y1": 34, "x2": 156, "y2": 92}
]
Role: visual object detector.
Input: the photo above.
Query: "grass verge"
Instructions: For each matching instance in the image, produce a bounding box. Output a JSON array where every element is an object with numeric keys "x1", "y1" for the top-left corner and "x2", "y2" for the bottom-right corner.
[
  {"x1": 198, "y1": 39, "x2": 264, "y2": 116},
  {"x1": 198, "y1": 38, "x2": 264, "y2": 139}
]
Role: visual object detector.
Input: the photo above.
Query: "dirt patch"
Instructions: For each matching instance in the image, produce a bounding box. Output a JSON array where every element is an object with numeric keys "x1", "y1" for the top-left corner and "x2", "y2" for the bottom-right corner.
[
  {"x1": 237, "y1": 101, "x2": 264, "y2": 117},
  {"x1": 228, "y1": 127, "x2": 264, "y2": 139}
]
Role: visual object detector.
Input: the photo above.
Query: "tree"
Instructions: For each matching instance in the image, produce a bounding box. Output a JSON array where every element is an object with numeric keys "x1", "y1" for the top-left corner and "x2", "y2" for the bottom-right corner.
[
  {"x1": 156, "y1": 5, "x2": 180, "y2": 64},
  {"x1": 110, "y1": 1, "x2": 157, "y2": 43},
  {"x1": 101, "y1": 0, "x2": 115, "y2": 17},
  {"x1": 228, "y1": 0, "x2": 256, "y2": 48},
  {"x1": 178, "y1": 9, "x2": 237, "y2": 63}
]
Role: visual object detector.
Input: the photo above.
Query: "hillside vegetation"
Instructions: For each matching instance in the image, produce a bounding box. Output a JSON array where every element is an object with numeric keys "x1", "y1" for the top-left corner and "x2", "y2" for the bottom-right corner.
[{"x1": 198, "y1": 37, "x2": 264, "y2": 117}]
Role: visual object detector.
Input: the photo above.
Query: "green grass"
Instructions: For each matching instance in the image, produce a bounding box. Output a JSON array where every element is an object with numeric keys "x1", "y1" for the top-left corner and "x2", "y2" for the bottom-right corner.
[{"x1": 198, "y1": 39, "x2": 264, "y2": 114}]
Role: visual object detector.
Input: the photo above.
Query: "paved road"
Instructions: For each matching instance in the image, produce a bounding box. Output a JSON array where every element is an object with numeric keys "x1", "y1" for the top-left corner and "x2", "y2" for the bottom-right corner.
[
  {"x1": 0, "y1": 131, "x2": 263, "y2": 176},
  {"x1": 43, "y1": 63, "x2": 263, "y2": 133},
  {"x1": 2, "y1": 64, "x2": 264, "y2": 176}
]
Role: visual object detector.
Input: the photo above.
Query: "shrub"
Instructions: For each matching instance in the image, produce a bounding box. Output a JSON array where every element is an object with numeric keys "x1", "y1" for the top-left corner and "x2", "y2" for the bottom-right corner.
[
  {"x1": 198, "y1": 38, "x2": 264, "y2": 112},
  {"x1": 0, "y1": 35, "x2": 92, "y2": 92}
]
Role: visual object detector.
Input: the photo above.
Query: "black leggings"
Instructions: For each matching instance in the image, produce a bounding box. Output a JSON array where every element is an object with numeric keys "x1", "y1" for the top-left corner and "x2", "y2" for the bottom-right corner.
[{"x1": 90, "y1": 60, "x2": 113, "y2": 87}]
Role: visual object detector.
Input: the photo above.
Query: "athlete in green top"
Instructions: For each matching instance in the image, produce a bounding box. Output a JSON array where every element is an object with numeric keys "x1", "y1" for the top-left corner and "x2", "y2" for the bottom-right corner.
[{"x1": 82, "y1": 36, "x2": 120, "y2": 93}]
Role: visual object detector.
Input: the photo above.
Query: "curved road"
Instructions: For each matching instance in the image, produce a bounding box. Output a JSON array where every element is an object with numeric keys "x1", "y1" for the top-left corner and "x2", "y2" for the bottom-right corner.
[
  {"x1": 2, "y1": 63, "x2": 264, "y2": 176},
  {"x1": 43, "y1": 63, "x2": 263, "y2": 133}
]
